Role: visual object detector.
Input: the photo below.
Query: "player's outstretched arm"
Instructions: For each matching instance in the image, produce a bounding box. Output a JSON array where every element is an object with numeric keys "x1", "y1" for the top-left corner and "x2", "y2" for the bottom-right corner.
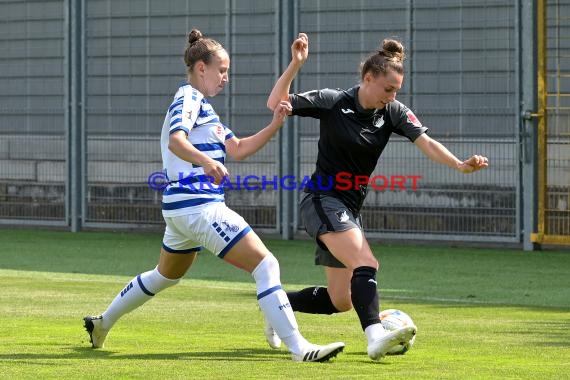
[
  {"x1": 226, "y1": 101, "x2": 292, "y2": 161},
  {"x1": 267, "y1": 33, "x2": 308, "y2": 111},
  {"x1": 414, "y1": 134, "x2": 489, "y2": 173}
]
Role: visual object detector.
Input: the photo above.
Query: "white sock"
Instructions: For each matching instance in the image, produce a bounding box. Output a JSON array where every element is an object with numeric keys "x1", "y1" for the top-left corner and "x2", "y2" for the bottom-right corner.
[
  {"x1": 365, "y1": 322, "x2": 386, "y2": 345},
  {"x1": 101, "y1": 266, "x2": 179, "y2": 330},
  {"x1": 252, "y1": 255, "x2": 309, "y2": 355}
]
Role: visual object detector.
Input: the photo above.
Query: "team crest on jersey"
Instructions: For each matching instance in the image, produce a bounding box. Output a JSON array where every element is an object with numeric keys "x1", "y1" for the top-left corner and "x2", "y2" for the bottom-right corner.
[
  {"x1": 336, "y1": 210, "x2": 349, "y2": 223},
  {"x1": 406, "y1": 110, "x2": 422, "y2": 127},
  {"x1": 373, "y1": 114, "x2": 385, "y2": 129},
  {"x1": 221, "y1": 221, "x2": 240, "y2": 232},
  {"x1": 185, "y1": 110, "x2": 193, "y2": 119}
]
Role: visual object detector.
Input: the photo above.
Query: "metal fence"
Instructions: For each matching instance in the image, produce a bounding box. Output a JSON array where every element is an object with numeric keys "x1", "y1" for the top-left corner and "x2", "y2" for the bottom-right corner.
[
  {"x1": 0, "y1": 0, "x2": 66, "y2": 226},
  {"x1": 0, "y1": 0, "x2": 568, "y2": 248},
  {"x1": 530, "y1": 0, "x2": 570, "y2": 245},
  {"x1": 294, "y1": 1, "x2": 519, "y2": 242}
]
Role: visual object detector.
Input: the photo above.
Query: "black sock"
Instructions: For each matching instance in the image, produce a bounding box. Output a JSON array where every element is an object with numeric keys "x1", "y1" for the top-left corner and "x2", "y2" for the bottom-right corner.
[
  {"x1": 286, "y1": 286, "x2": 339, "y2": 314},
  {"x1": 351, "y1": 266, "x2": 381, "y2": 330}
]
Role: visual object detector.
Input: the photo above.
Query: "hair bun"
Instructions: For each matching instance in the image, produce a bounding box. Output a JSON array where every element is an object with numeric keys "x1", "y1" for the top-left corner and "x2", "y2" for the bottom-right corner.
[
  {"x1": 188, "y1": 29, "x2": 203, "y2": 45},
  {"x1": 379, "y1": 39, "x2": 405, "y2": 62}
]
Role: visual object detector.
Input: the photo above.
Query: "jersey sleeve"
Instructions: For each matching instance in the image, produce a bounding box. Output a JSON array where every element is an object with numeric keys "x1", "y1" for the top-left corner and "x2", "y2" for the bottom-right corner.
[
  {"x1": 223, "y1": 124, "x2": 235, "y2": 140},
  {"x1": 387, "y1": 101, "x2": 429, "y2": 142},
  {"x1": 169, "y1": 86, "x2": 202, "y2": 136},
  {"x1": 290, "y1": 88, "x2": 342, "y2": 119}
]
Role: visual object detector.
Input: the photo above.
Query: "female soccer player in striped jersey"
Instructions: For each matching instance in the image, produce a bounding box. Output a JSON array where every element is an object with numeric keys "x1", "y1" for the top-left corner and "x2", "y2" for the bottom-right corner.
[
  {"x1": 265, "y1": 33, "x2": 488, "y2": 361},
  {"x1": 83, "y1": 29, "x2": 344, "y2": 363}
]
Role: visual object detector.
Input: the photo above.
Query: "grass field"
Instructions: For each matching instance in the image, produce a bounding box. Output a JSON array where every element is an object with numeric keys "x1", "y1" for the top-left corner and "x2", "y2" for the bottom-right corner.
[{"x1": 0, "y1": 228, "x2": 568, "y2": 379}]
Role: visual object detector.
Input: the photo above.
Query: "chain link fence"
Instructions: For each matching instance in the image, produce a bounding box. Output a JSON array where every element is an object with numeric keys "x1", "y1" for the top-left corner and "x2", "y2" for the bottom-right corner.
[{"x1": 1, "y1": 0, "x2": 568, "y2": 246}]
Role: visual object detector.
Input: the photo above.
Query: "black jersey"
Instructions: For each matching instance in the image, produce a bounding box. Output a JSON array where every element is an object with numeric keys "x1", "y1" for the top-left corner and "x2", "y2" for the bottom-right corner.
[{"x1": 290, "y1": 86, "x2": 428, "y2": 213}]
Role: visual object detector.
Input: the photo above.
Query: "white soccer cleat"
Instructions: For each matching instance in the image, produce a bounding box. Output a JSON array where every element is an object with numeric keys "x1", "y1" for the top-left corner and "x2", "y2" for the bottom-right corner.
[
  {"x1": 367, "y1": 326, "x2": 416, "y2": 361},
  {"x1": 291, "y1": 342, "x2": 345, "y2": 362},
  {"x1": 264, "y1": 322, "x2": 282, "y2": 349},
  {"x1": 83, "y1": 315, "x2": 109, "y2": 348}
]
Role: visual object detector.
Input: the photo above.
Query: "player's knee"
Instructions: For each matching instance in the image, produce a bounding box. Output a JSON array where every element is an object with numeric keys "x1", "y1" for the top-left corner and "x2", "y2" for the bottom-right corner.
[
  {"x1": 346, "y1": 255, "x2": 378, "y2": 271},
  {"x1": 263, "y1": 253, "x2": 280, "y2": 273},
  {"x1": 252, "y1": 254, "x2": 281, "y2": 288},
  {"x1": 158, "y1": 275, "x2": 180, "y2": 291},
  {"x1": 332, "y1": 295, "x2": 353, "y2": 312},
  {"x1": 329, "y1": 289, "x2": 353, "y2": 312},
  {"x1": 141, "y1": 267, "x2": 181, "y2": 294},
  {"x1": 362, "y1": 257, "x2": 379, "y2": 270}
]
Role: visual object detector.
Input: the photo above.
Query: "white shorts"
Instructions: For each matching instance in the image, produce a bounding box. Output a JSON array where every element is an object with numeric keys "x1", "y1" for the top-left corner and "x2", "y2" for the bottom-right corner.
[{"x1": 162, "y1": 202, "x2": 251, "y2": 258}]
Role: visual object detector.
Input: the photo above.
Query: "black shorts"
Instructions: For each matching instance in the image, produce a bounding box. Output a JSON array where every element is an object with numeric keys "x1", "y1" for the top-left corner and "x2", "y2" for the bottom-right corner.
[{"x1": 300, "y1": 192, "x2": 363, "y2": 268}]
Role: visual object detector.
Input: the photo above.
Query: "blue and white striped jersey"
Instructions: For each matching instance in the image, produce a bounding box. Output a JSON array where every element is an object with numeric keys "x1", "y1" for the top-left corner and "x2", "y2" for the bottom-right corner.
[{"x1": 160, "y1": 82, "x2": 234, "y2": 216}]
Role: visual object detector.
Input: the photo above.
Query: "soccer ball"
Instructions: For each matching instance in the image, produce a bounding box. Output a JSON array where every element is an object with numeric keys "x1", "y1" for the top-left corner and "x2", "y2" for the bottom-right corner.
[{"x1": 379, "y1": 309, "x2": 417, "y2": 355}]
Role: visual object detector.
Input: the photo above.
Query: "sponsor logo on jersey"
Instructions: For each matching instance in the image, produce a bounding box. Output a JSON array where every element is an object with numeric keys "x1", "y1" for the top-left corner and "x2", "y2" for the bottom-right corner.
[
  {"x1": 341, "y1": 108, "x2": 355, "y2": 114},
  {"x1": 406, "y1": 110, "x2": 422, "y2": 127}
]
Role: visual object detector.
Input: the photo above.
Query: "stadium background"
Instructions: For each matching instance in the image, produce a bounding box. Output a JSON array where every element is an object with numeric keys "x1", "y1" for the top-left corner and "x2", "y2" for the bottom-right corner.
[{"x1": 0, "y1": 0, "x2": 568, "y2": 250}]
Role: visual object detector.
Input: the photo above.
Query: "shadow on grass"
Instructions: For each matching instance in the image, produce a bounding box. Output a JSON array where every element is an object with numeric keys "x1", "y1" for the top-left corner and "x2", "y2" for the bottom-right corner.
[
  {"x1": 1, "y1": 228, "x2": 569, "y2": 309},
  {"x1": 0, "y1": 347, "x2": 339, "y2": 363},
  {"x1": 502, "y1": 320, "x2": 570, "y2": 347},
  {"x1": 0, "y1": 229, "x2": 255, "y2": 282}
]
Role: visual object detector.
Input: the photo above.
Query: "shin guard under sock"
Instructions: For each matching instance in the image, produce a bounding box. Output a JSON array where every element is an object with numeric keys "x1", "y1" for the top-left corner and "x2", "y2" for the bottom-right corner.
[
  {"x1": 252, "y1": 255, "x2": 309, "y2": 354},
  {"x1": 101, "y1": 267, "x2": 179, "y2": 330},
  {"x1": 286, "y1": 286, "x2": 339, "y2": 314},
  {"x1": 350, "y1": 266, "x2": 381, "y2": 331}
]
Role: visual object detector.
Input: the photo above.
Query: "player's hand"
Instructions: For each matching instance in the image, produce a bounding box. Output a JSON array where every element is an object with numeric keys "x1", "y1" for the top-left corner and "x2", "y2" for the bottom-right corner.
[
  {"x1": 272, "y1": 100, "x2": 293, "y2": 126},
  {"x1": 457, "y1": 155, "x2": 489, "y2": 173},
  {"x1": 291, "y1": 33, "x2": 308, "y2": 64},
  {"x1": 202, "y1": 159, "x2": 229, "y2": 185}
]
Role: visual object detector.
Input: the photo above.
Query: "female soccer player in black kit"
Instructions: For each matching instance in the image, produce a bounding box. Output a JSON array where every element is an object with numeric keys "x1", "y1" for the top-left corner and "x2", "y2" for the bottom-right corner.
[{"x1": 265, "y1": 33, "x2": 489, "y2": 361}]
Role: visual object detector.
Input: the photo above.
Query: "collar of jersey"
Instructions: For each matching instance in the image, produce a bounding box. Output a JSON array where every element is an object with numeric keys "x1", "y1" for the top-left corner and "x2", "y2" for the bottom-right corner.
[{"x1": 351, "y1": 85, "x2": 377, "y2": 115}]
